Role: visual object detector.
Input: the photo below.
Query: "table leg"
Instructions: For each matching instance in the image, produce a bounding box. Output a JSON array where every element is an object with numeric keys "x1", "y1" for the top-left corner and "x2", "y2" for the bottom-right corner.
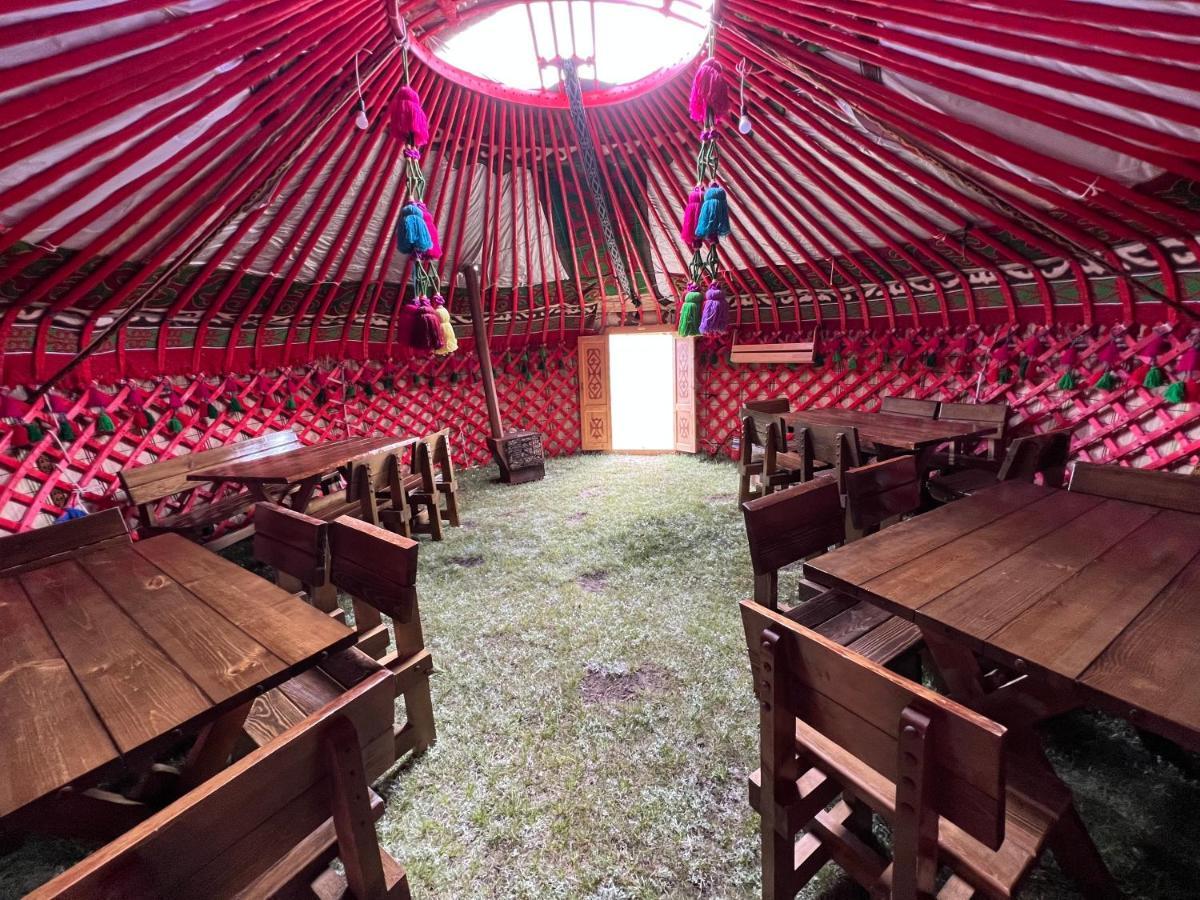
[
  {"x1": 178, "y1": 701, "x2": 252, "y2": 793},
  {"x1": 286, "y1": 477, "x2": 321, "y2": 513},
  {"x1": 3, "y1": 788, "x2": 150, "y2": 842},
  {"x1": 919, "y1": 630, "x2": 987, "y2": 703}
]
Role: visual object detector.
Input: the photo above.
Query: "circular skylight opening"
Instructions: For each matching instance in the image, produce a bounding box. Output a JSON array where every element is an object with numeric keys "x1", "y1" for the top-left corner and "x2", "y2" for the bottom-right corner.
[{"x1": 428, "y1": 1, "x2": 713, "y2": 95}]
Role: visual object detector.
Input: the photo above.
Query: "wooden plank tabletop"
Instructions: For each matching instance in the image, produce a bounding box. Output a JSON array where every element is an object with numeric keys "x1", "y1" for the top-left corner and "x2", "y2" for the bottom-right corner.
[
  {"x1": 781, "y1": 408, "x2": 995, "y2": 451},
  {"x1": 188, "y1": 435, "x2": 414, "y2": 485},
  {"x1": 804, "y1": 483, "x2": 1200, "y2": 751},
  {"x1": 0, "y1": 533, "x2": 354, "y2": 820}
]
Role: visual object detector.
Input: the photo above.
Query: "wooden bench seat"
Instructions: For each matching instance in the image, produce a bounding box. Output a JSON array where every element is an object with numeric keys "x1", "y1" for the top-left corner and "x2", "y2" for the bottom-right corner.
[{"x1": 119, "y1": 429, "x2": 300, "y2": 549}]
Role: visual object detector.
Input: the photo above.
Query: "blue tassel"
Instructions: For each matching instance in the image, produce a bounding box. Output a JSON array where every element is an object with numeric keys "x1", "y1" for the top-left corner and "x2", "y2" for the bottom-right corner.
[
  {"x1": 396, "y1": 203, "x2": 433, "y2": 254},
  {"x1": 695, "y1": 184, "x2": 730, "y2": 242},
  {"x1": 55, "y1": 506, "x2": 88, "y2": 524}
]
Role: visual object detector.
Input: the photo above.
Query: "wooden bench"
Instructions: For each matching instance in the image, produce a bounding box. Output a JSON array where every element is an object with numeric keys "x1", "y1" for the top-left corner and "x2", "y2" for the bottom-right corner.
[
  {"x1": 931, "y1": 401, "x2": 1009, "y2": 471},
  {"x1": 248, "y1": 506, "x2": 435, "y2": 760},
  {"x1": 119, "y1": 430, "x2": 300, "y2": 550},
  {"x1": 741, "y1": 477, "x2": 921, "y2": 672},
  {"x1": 347, "y1": 450, "x2": 415, "y2": 536},
  {"x1": 880, "y1": 396, "x2": 939, "y2": 418},
  {"x1": 929, "y1": 430, "x2": 1072, "y2": 503},
  {"x1": 741, "y1": 599, "x2": 1118, "y2": 900},
  {"x1": 29, "y1": 668, "x2": 410, "y2": 900}
]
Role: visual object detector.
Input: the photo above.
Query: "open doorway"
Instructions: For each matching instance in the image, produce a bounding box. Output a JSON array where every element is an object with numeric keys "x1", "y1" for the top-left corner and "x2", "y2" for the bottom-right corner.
[{"x1": 609, "y1": 332, "x2": 675, "y2": 452}]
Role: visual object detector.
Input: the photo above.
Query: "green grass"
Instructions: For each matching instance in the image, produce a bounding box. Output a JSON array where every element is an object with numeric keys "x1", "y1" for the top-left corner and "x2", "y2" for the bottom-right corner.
[{"x1": 3, "y1": 453, "x2": 1199, "y2": 898}]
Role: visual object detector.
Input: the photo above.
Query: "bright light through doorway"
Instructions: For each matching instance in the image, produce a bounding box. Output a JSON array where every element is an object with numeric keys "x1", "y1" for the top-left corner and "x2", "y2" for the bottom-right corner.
[{"x1": 609, "y1": 333, "x2": 675, "y2": 452}]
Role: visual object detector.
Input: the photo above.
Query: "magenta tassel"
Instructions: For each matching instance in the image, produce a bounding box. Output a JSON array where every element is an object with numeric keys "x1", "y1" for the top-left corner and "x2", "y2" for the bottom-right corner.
[
  {"x1": 680, "y1": 185, "x2": 703, "y2": 247},
  {"x1": 415, "y1": 297, "x2": 444, "y2": 352},
  {"x1": 688, "y1": 58, "x2": 730, "y2": 123},
  {"x1": 418, "y1": 202, "x2": 441, "y2": 259},
  {"x1": 389, "y1": 85, "x2": 430, "y2": 146},
  {"x1": 699, "y1": 283, "x2": 730, "y2": 335}
]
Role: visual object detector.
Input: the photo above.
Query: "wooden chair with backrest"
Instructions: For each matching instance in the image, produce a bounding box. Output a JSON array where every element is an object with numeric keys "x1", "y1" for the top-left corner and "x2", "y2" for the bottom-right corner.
[
  {"x1": 880, "y1": 397, "x2": 939, "y2": 418},
  {"x1": 932, "y1": 401, "x2": 1009, "y2": 471},
  {"x1": 0, "y1": 508, "x2": 129, "y2": 577},
  {"x1": 247, "y1": 506, "x2": 435, "y2": 758},
  {"x1": 406, "y1": 437, "x2": 444, "y2": 541},
  {"x1": 118, "y1": 430, "x2": 301, "y2": 550},
  {"x1": 426, "y1": 428, "x2": 461, "y2": 528},
  {"x1": 1069, "y1": 462, "x2": 1200, "y2": 514},
  {"x1": 844, "y1": 456, "x2": 922, "y2": 539},
  {"x1": 30, "y1": 669, "x2": 410, "y2": 900},
  {"x1": 737, "y1": 400, "x2": 792, "y2": 502},
  {"x1": 790, "y1": 421, "x2": 860, "y2": 497},
  {"x1": 929, "y1": 430, "x2": 1073, "y2": 503},
  {"x1": 741, "y1": 478, "x2": 921, "y2": 669},
  {"x1": 346, "y1": 451, "x2": 413, "y2": 537},
  {"x1": 741, "y1": 599, "x2": 1119, "y2": 900},
  {"x1": 253, "y1": 502, "x2": 341, "y2": 617}
]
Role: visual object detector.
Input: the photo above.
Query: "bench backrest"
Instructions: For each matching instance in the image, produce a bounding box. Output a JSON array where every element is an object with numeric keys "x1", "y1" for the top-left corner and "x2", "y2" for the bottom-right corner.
[
  {"x1": 740, "y1": 599, "x2": 1007, "y2": 851},
  {"x1": 417, "y1": 428, "x2": 455, "y2": 482},
  {"x1": 119, "y1": 430, "x2": 301, "y2": 506},
  {"x1": 880, "y1": 397, "x2": 938, "y2": 418},
  {"x1": 844, "y1": 456, "x2": 922, "y2": 532},
  {"x1": 997, "y1": 430, "x2": 1072, "y2": 486},
  {"x1": 253, "y1": 502, "x2": 327, "y2": 587},
  {"x1": 742, "y1": 478, "x2": 844, "y2": 607},
  {"x1": 936, "y1": 401, "x2": 1008, "y2": 457},
  {"x1": 30, "y1": 670, "x2": 397, "y2": 900},
  {"x1": 1069, "y1": 462, "x2": 1200, "y2": 514},
  {"x1": 0, "y1": 509, "x2": 129, "y2": 576},
  {"x1": 346, "y1": 451, "x2": 406, "y2": 503},
  {"x1": 743, "y1": 398, "x2": 790, "y2": 415},
  {"x1": 791, "y1": 421, "x2": 860, "y2": 492},
  {"x1": 330, "y1": 516, "x2": 419, "y2": 623}
]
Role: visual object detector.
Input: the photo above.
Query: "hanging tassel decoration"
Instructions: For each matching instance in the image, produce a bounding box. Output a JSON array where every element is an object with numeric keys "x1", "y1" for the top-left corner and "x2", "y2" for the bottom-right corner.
[
  {"x1": 1166, "y1": 343, "x2": 1200, "y2": 403},
  {"x1": 388, "y1": 85, "x2": 431, "y2": 146},
  {"x1": 695, "y1": 183, "x2": 731, "y2": 242},
  {"x1": 95, "y1": 410, "x2": 116, "y2": 434},
  {"x1": 57, "y1": 417, "x2": 76, "y2": 442},
  {"x1": 699, "y1": 282, "x2": 730, "y2": 335},
  {"x1": 167, "y1": 415, "x2": 184, "y2": 434},
  {"x1": 680, "y1": 185, "x2": 704, "y2": 247},
  {"x1": 228, "y1": 393, "x2": 245, "y2": 415},
  {"x1": 433, "y1": 295, "x2": 458, "y2": 356},
  {"x1": 1091, "y1": 369, "x2": 1119, "y2": 391},
  {"x1": 688, "y1": 58, "x2": 730, "y2": 123},
  {"x1": 418, "y1": 202, "x2": 442, "y2": 259},
  {"x1": 396, "y1": 203, "x2": 433, "y2": 255},
  {"x1": 1136, "y1": 328, "x2": 1169, "y2": 388},
  {"x1": 413, "y1": 296, "x2": 444, "y2": 352},
  {"x1": 24, "y1": 420, "x2": 44, "y2": 444},
  {"x1": 678, "y1": 284, "x2": 702, "y2": 337}
]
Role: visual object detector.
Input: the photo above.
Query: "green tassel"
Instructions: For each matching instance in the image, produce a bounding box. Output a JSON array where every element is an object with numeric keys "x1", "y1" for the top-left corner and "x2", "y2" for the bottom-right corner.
[
  {"x1": 449, "y1": 371, "x2": 459, "y2": 384},
  {"x1": 812, "y1": 351, "x2": 824, "y2": 366},
  {"x1": 1164, "y1": 381, "x2": 1187, "y2": 404},
  {"x1": 1018, "y1": 357, "x2": 1029, "y2": 380},
  {"x1": 228, "y1": 395, "x2": 245, "y2": 414},
  {"x1": 167, "y1": 415, "x2": 183, "y2": 434},
  {"x1": 316, "y1": 388, "x2": 328, "y2": 405},
  {"x1": 924, "y1": 353, "x2": 937, "y2": 368},
  {"x1": 25, "y1": 421, "x2": 44, "y2": 443},
  {"x1": 206, "y1": 402, "x2": 219, "y2": 419},
  {"x1": 345, "y1": 384, "x2": 356, "y2": 399},
  {"x1": 1142, "y1": 365, "x2": 1165, "y2": 388},
  {"x1": 998, "y1": 366, "x2": 1012, "y2": 384},
  {"x1": 1093, "y1": 370, "x2": 1117, "y2": 391},
  {"x1": 362, "y1": 381, "x2": 374, "y2": 398},
  {"x1": 95, "y1": 411, "x2": 115, "y2": 435},
  {"x1": 57, "y1": 418, "x2": 76, "y2": 442},
  {"x1": 285, "y1": 397, "x2": 297, "y2": 411},
  {"x1": 677, "y1": 291, "x2": 702, "y2": 337},
  {"x1": 832, "y1": 351, "x2": 842, "y2": 367},
  {"x1": 1056, "y1": 370, "x2": 1077, "y2": 390},
  {"x1": 410, "y1": 375, "x2": 420, "y2": 388},
  {"x1": 847, "y1": 355, "x2": 858, "y2": 371}
]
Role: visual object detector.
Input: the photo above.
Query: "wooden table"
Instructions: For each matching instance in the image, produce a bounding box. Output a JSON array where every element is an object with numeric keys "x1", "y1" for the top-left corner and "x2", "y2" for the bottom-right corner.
[
  {"x1": 0, "y1": 529, "x2": 354, "y2": 835},
  {"x1": 781, "y1": 407, "x2": 994, "y2": 462},
  {"x1": 804, "y1": 480, "x2": 1200, "y2": 752},
  {"x1": 189, "y1": 435, "x2": 415, "y2": 513}
]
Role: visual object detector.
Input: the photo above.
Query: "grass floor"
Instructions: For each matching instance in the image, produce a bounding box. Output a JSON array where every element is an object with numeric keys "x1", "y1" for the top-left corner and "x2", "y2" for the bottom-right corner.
[{"x1": 3, "y1": 454, "x2": 1200, "y2": 898}]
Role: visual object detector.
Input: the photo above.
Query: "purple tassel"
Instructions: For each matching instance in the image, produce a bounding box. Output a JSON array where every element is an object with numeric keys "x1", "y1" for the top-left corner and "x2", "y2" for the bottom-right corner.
[
  {"x1": 699, "y1": 283, "x2": 730, "y2": 335},
  {"x1": 680, "y1": 185, "x2": 703, "y2": 247},
  {"x1": 419, "y1": 202, "x2": 441, "y2": 259},
  {"x1": 688, "y1": 58, "x2": 730, "y2": 123},
  {"x1": 389, "y1": 85, "x2": 430, "y2": 146}
]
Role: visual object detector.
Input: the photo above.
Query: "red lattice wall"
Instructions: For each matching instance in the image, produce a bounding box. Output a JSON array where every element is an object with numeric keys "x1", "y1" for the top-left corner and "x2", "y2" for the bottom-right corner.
[
  {"x1": 697, "y1": 324, "x2": 1200, "y2": 472},
  {"x1": 0, "y1": 342, "x2": 580, "y2": 534}
]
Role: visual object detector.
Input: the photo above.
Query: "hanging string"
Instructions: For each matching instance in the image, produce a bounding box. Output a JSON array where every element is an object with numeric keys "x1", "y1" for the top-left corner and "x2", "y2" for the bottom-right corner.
[{"x1": 353, "y1": 49, "x2": 371, "y2": 130}]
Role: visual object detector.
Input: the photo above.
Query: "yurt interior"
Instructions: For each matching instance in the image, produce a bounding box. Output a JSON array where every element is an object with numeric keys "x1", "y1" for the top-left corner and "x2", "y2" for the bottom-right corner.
[{"x1": 3, "y1": 1, "x2": 1200, "y2": 897}]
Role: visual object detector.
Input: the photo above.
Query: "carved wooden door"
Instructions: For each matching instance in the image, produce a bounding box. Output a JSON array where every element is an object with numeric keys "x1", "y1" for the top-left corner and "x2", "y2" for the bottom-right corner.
[
  {"x1": 673, "y1": 335, "x2": 697, "y2": 453},
  {"x1": 578, "y1": 335, "x2": 611, "y2": 451}
]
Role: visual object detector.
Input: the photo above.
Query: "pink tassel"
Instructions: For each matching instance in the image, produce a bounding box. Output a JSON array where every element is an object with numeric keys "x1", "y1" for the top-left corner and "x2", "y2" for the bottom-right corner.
[
  {"x1": 416, "y1": 297, "x2": 444, "y2": 352},
  {"x1": 699, "y1": 282, "x2": 730, "y2": 335},
  {"x1": 0, "y1": 391, "x2": 30, "y2": 418},
  {"x1": 46, "y1": 392, "x2": 74, "y2": 414},
  {"x1": 419, "y1": 202, "x2": 441, "y2": 259},
  {"x1": 688, "y1": 58, "x2": 729, "y2": 123},
  {"x1": 680, "y1": 185, "x2": 703, "y2": 247},
  {"x1": 1096, "y1": 338, "x2": 1121, "y2": 366},
  {"x1": 389, "y1": 85, "x2": 430, "y2": 146}
]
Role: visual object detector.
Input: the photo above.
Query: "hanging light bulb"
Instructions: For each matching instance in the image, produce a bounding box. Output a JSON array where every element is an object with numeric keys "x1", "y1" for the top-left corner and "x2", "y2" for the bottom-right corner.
[
  {"x1": 738, "y1": 113, "x2": 752, "y2": 135},
  {"x1": 735, "y1": 58, "x2": 752, "y2": 135},
  {"x1": 355, "y1": 106, "x2": 369, "y2": 130},
  {"x1": 353, "y1": 49, "x2": 370, "y2": 131}
]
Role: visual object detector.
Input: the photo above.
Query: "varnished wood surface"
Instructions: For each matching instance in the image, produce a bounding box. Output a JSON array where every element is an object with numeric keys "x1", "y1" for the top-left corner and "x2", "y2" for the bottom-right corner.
[
  {"x1": 805, "y1": 482, "x2": 1200, "y2": 750},
  {"x1": 189, "y1": 435, "x2": 416, "y2": 486},
  {"x1": 782, "y1": 408, "x2": 995, "y2": 451},
  {"x1": 0, "y1": 533, "x2": 354, "y2": 820}
]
